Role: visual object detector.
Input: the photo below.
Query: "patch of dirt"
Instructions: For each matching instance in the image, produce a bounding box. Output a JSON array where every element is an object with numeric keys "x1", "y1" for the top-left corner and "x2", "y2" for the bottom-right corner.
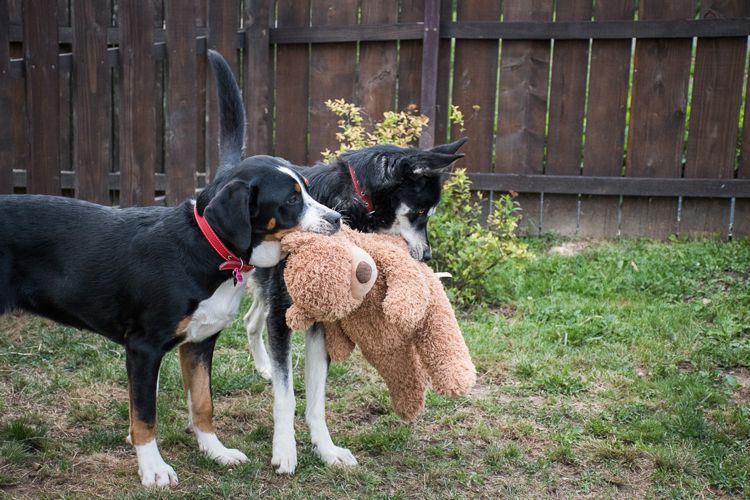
[
  {"x1": 548, "y1": 241, "x2": 594, "y2": 256},
  {"x1": 726, "y1": 367, "x2": 750, "y2": 405},
  {"x1": 490, "y1": 303, "x2": 517, "y2": 318}
]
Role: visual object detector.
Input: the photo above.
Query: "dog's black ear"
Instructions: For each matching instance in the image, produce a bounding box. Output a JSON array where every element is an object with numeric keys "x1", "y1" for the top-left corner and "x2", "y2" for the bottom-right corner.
[
  {"x1": 203, "y1": 180, "x2": 257, "y2": 255},
  {"x1": 428, "y1": 137, "x2": 468, "y2": 155},
  {"x1": 413, "y1": 151, "x2": 465, "y2": 176}
]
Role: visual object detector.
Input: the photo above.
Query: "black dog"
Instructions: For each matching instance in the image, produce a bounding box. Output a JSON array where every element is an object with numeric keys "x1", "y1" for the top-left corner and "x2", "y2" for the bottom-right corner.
[
  {"x1": 0, "y1": 50, "x2": 340, "y2": 488},
  {"x1": 236, "y1": 98, "x2": 466, "y2": 471}
]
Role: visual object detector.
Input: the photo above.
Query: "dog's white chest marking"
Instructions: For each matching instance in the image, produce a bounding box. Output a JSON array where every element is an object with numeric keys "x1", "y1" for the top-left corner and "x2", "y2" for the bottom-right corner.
[{"x1": 184, "y1": 275, "x2": 249, "y2": 343}]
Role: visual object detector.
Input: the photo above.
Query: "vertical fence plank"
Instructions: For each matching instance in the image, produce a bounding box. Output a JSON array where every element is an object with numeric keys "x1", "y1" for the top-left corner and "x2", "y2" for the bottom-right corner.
[
  {"x1": 119, "y1": 0, "x2": 155, "y2": 206},
  {"x1": 58, "y1": 1, "x2": 72, "y2": 183},
  {"x1": 153, "y1": 0, "x2": 165, "y2": 177},
  {"x1": 165, "y1": 0, "x2": 197, "y2": 205},
  {"x1": 451, "y1": 0, "x2": 500, "y2": 170},
  {"x1": 433, "y1": 0, "x2": 453, "y2": 145},
  {"x1": 308, "y1": 0, "x2": 358, "y2": 162},
  {"x1": 358, "y1": 0, "x2": 398, "y2": 125},
  {"x1": 207, "y1": 0, "x2": 240, "y2": 178},
  {"x1": 542, "y1": 0, "x2": 592, "y2": 236},
  {"x1": 243, "y1": 0, "x2": 272, "y2": 157},
  {"x1": 578, "y1": 0, "x2": 633, "y2": 238},
  {"x1": 736, "y1": 66, "x2": 750, "y2": 239},
  {"x1": 495, "y1": 0, "x2": 553, "y2": 234},
  {"x1": 274, "y1": 0, "x2": 310, "y2": 164},
  {"x1": 0, "y1": 0, "x2": 11, "y2": 193},
  {"x1": 418, "y1": 0, "x2": 440, "y2": 149},
  {"x1": 681, "y1": 0, "x2": 748, "y2": 238},
  {"x1": 620, "y1": 0, "x2": 692, "y2": 238},
  {"x1": 72, "y1": 0, "x2": 111, "y2": 204},
  {"x1": 8, "y1": 0, "x2": 28, "y2": 189},
  {"x1": 23, "y1": 0, "x2": 61, "y2": 194},
  {"x1": 397, "y1": 0, "x2": 423, "y2": 113},
  {"x1": 194, "y1": 0, "x2": 207, "y2": 177}
]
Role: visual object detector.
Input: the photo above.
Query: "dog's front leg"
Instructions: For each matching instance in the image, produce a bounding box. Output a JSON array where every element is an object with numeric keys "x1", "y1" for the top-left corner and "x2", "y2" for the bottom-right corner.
[
  {"x1": 125, "y1": 340, "x2": 177, "y2": 488},
  {"x1": 268, "y1": 305, "x2": 297, "y2": 474},
  {"x1": 305, "y1": 324, "x2": 357, "y2": 466},
  {"x1": 179, "y1": 334, "x2": 248, "y2": 466}
]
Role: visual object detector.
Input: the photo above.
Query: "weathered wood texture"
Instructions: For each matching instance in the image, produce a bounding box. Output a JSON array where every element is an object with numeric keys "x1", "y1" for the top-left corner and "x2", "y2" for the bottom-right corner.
[
  {"x1": 681, "y1": 0, "x2": 749, "y2": 238},
  {"x1": 0, "y1": 0, "x2": 12, "y2": 193},
  {"x1": 6, "y1": 0, "x2": 750, "y2": 240},
  {"x1": 620, "y1": 0, "x2": 693, "y2": 238},
  {"x1": 118, "y1": 0, "x2": 155, "y2": 206},
  {"x1": 542, "y1": 0, "x2": 592, "y2": 236},
  {"x1": 495, "y1": 0, "x2": 553, "y2": 234},
  {"x1": 308, "y1": 0, "x2": 358, "y2": 163},
  {"x1": 164, "y1": 0, "x2": 197, "y2": 205}
]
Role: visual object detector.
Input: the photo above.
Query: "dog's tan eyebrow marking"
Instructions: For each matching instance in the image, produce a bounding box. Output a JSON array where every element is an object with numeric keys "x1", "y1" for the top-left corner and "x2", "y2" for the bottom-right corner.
[
  {"x1": 293, "y1": 183, "x2": 301, "y2": 193},
  {"x1": 266, "y1": 217, "x2": 277, "y2": 230}
]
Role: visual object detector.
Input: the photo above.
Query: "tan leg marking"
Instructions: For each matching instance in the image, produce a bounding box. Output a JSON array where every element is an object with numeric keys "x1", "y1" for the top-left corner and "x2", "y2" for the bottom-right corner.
[
  {"x1": 128, "y1": 384, "x2": 156, "y2": 446},
  {"x1": 179, "y1": 345, "x2": 215, "y2": 434},
  {"x1": 266, "y1": 217, "x2": 277, "y2": 230}
]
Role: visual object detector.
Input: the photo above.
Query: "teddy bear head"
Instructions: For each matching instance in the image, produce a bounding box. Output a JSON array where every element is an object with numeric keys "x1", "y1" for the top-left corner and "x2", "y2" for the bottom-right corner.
[{"x1": 281, "y1": 230, "x2": 378, "y2": 331}]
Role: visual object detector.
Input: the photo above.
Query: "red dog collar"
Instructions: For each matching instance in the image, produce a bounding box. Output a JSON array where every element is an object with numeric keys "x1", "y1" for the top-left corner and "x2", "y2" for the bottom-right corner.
[
  {"x1": 193, "y1": 205, "x2": 253, "y2": 284},
  {"x1": 348, "y1": 164, "x2": 375, "y2": 214}
]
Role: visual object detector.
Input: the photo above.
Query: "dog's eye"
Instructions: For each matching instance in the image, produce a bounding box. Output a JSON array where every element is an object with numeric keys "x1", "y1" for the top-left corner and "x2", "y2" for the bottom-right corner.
[
  {"x1": 286, "y1": 194, "x2": 300, "y2": 205},
  {"x1": 416, "y1": 209, "x2": 426, "y2": 216}
]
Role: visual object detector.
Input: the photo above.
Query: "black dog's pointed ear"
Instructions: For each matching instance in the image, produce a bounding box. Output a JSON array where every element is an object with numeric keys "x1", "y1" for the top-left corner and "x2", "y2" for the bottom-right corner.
[
  {"x1": 428, "y1": 137, "x2": 468, "y2": 155},
  {"x1": 413, "y1": 151, "x2": 465, "y2": 176},
  {"x1": 203, "y1": 180, "x2": 257, "y2": 255}
]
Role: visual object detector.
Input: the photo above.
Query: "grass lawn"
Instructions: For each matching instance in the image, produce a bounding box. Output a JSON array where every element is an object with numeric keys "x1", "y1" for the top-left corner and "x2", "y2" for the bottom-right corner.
[{"x1": 1, "y1": 237, "x2": 748, "y2": 498}]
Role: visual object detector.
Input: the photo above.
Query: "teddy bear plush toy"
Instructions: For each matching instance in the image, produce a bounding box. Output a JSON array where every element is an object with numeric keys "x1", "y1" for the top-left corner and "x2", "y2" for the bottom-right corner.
[{"x1": 282, "y1": 226, "x2": 476, "y2": 421}]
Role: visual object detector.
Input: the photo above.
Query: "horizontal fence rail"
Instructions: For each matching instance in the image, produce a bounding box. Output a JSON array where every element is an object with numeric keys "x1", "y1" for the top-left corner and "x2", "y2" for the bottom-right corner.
[{"x1": 2, "y1": 0, "x2": 750, "y2": 238}]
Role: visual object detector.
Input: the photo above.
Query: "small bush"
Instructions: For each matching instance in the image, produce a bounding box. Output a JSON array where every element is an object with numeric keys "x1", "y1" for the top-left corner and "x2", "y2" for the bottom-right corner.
[{"x1": 429, "y1": 169, "x2": 528, "y2": 305}]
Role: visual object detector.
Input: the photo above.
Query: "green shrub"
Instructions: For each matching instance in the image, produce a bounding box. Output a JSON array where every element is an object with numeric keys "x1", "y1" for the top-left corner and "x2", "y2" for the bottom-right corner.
[{"x1": 429, "y1": 169, "x2": 528, "y2": 305}]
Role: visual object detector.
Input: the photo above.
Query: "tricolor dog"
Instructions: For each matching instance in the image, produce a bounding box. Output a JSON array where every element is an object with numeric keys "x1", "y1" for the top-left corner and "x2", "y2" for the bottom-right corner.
[{"x1": 0, "y1": 50, "x2": 340, "y2": 488}]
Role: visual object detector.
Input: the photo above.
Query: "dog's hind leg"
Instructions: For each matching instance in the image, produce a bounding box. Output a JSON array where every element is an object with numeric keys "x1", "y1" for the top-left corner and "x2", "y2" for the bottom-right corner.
[
  {"x1": 126, "y1": 339, "x2": 177, "y2": 488},
  {"x1": 179, "y1": 334, "x2": 248, "y2": 466},
  {"x1": 244, "y1": 283, "x2": 272, "y2": 380},
  {"x1": 305, "y1": 324, "x2": 357, "y2": 466}
]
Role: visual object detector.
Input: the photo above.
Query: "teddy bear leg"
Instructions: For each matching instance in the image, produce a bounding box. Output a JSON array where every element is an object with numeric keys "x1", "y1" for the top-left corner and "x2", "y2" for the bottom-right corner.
[
  {"x1": 305, "y1": 325, "x2": 357, "y2": 466},
  {"x1": 244, "y1": 284, "x2": 272, "y2": 380},
  {"x1": 377, "y1": 347, "x2": 429, "y2": 421}
]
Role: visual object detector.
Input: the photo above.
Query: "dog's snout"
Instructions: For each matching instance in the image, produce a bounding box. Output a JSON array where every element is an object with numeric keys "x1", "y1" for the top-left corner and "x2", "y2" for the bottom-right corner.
[
  {"x1": 421, "y1": 247, "x2": 432, "y2": 262},
  {"x1": 325, "y1": 211, "x2": 342, "y2": 229}
]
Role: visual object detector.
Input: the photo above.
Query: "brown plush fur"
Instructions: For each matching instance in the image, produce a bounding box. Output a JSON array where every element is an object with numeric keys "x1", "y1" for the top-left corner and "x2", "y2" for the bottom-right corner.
[{"x1": 282, "y1": 227, "x2": 476, "y2": 421}]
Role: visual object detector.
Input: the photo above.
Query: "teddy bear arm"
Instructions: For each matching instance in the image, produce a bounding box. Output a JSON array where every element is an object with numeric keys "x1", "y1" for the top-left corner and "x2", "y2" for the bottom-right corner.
[
  {"x1": 323, "y1": 321, "x2": 355, "y2": 362},
  {"x1": 378, "y1": 252, "x2": 430, "y2": 331},
  {"x1": 286, "y1": 303, "x2": 315, "y2": 332}
]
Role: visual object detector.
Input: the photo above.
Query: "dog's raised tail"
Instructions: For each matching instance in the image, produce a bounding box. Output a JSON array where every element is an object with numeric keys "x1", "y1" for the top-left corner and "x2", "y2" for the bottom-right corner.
[{"x1": 208, "y1": 50, "x2": 246, "y2": 172}]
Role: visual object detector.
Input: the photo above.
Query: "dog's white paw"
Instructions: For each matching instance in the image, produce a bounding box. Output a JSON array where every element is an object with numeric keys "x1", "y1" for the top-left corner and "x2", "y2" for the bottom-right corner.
[
  {"x1": 315, "y1": 444, "x2": 358, "y2": 467},
  {"x1": 136, "y1": 442, "x2": 178, "y2": 488},
  {"x1": 204, "y1": 446, "x2": 249, "y2": 466},
  {"x1": 271, "y1": 441, "x2": 298, "y2": 474},
  {"x1": 196, "y1": 431, "x2": 248, "y2": 466}
]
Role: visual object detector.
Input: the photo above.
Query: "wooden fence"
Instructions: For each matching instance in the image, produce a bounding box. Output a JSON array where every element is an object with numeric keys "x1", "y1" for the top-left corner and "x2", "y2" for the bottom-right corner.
[{"x1": 2, "y1": 0, "x2": 750, "y2": 239}]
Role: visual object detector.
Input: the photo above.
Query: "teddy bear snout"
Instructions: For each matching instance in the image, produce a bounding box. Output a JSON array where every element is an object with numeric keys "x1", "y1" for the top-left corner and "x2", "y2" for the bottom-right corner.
[{"x1": 355, "y1": 261, "x2": 372, "y2": 284}]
